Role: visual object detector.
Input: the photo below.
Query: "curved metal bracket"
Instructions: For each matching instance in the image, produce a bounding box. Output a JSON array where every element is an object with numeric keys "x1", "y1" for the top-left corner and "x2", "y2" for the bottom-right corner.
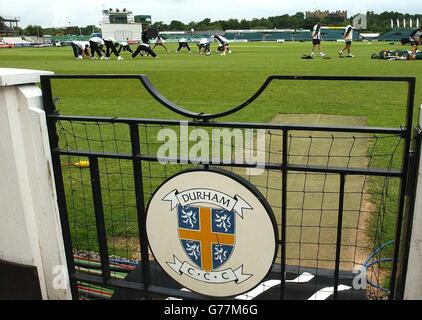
[
  {"x1": 137, "y1": 74, "x2": 415, "y2": 121},
  {"x1": 41, "y1": 74, "x2": 415, "y2": 122}
]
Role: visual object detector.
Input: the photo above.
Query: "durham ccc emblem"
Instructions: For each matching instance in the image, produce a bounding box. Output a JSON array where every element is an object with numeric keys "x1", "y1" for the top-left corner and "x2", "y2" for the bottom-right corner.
[
  {"x1": 177, "y1": 205, "x2": 236, "y2": 273},
  {"x1": 146, "y1": 169, "x2": 278, "y2": 297}
]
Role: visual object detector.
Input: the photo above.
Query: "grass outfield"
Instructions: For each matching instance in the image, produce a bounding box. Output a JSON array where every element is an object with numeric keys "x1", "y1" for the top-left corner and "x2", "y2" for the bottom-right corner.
[
  {"x1": 0, "y1": 42, "x2": 417, "y2": 279},
  {"x1": 0, "y1": 42, "x2": 420, "y2": 125}
]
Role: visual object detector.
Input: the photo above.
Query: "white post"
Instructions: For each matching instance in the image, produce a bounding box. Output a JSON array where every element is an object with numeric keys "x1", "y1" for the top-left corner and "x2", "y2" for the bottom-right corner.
[
  {"x1": 0, "y1": 68, "x2": 71, "y2": 300},
  {"x1": 404, "y1": 105, "x2": 422, "y2": 300}
]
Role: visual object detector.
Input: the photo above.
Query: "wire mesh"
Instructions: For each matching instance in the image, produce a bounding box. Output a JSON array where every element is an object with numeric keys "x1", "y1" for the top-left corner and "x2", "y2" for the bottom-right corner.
[{"x1": 56, "y1": 119, "x2": 404, "y2": 300}]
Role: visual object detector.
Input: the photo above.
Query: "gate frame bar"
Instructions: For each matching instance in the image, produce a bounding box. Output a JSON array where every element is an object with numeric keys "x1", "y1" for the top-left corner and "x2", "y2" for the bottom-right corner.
[{"x1": 40, "y1": 74, "x2": 416, "y2": 300}]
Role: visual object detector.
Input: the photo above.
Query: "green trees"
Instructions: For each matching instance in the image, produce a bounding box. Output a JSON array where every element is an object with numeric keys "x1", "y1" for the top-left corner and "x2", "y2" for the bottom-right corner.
[
  {"x1": 21, "y1": 25, "x2": 101, "y2": 37},
  {"x1": 168, "y1": 20, "x2": 186, "y2": 30},
  {"x1": 147, "y1": 11, "x2": 418, "y2": 32},
  {"x1": 22, "y1": 25, "x2": 43, "y2": 36},
  {"x1": 19, "y1": 11, "x2": 422, "y2": 36},
  {"x1": 367, "y1": 11, "x2": 422, "y2": 32}
]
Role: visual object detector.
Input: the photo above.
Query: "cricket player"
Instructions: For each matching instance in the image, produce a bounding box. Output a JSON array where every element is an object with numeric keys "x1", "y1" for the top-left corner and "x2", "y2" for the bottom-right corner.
[
  {"x1": 104, "y1": 37, "x2": 124, "y2": 60},
  {"x1": 152, "y1": 35, "x2": 170, "y2": 53},
  {"x1": 408, "y1": 26, "x2": 422, "y2": 55},
  {"x1": 117, "y1": 39, "x2": 134, "y2": 54},
  {"x1": 141, "y1": 26, "x2": 151, "y2": 45},
  {"x1": 88, "y1": 37, "x2": 105, "y2": 59},
  {"x1": 214, "y1": 35, "x2": 231, "y2": 55},
  {"x1": 339, "y1": 24, "x2": 354, "y2": 58},
  {"x1": 311, "y1": 22, "x2": 325, "y2": 57},
  {"x1": 176, "y1": 38, "x2": 191, "y2": 53},
  {"x1": 131, "y1": 41, "x2": 157, "y2": 59},
  {"x1": 70, "y1": 40, "x2": 90, "y2": 59},
  {"x1": 197, "y1": 37, "x2": 212, "y2": 55}
]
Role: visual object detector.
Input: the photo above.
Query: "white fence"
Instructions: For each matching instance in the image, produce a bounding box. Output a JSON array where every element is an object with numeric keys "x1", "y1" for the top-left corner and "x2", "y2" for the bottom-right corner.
[
  {"x1": 404, "y1": 106, "x2": 422, "y2": 300},
  {"x1": 0, "y1": 68, "x2": 71, "y2": 299}
]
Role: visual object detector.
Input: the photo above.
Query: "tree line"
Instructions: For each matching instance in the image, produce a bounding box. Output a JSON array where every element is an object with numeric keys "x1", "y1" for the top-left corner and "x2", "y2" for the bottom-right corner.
[
  {"x1": 13, "y1": 11, "x2": 422, "y2": 37},
  {"x1": 153, "y1": 11, "x2": 422, "y2": 33},
  {"x1": 13, "y1": 25, "x2": 101, "y2": 37},
  {"x1": 366, "y1": 11, "x2": 422, "y2": 33}
]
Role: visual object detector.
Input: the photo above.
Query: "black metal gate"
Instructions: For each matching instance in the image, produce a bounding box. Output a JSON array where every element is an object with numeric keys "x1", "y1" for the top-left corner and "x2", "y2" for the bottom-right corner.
[{"x1": 41, "y1": 75, "x2": 418, "y2": 300}]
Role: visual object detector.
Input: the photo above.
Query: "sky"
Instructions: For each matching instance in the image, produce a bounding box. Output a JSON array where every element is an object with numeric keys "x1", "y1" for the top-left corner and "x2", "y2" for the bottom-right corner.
[{"x1": 0, "y1": 0, "x2": 420, "y2": 28}]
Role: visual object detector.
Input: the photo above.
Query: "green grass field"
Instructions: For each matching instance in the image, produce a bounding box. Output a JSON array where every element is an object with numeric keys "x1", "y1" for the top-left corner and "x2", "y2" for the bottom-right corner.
[
  {"x1": 0, "y1": 42, "x2": 418, "y2": 289},
  {"x1": 0, "y1": 42, "x2": 420, "y2": 125}
]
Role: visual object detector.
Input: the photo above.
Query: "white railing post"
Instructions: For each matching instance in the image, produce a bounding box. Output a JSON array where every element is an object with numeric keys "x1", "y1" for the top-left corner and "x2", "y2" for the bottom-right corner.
[
  {"x1": 0, "y1": 68, "x2": 71, "y2": 299},
  {"x1": 404, "y1": 105, "x2": 422, "y2": 300}
]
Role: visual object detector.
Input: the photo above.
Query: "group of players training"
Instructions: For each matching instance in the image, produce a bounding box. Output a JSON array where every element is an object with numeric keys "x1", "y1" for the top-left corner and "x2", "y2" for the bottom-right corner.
[
  {"x1": 71, "y1": 23, "x2": 422, "y2": 62},
  {"x1": 309, "y1": 22, "x2": 422, "y2": 61},
  {"x1": 70, "y1": 26, "x2": 232, "y2": 60}
]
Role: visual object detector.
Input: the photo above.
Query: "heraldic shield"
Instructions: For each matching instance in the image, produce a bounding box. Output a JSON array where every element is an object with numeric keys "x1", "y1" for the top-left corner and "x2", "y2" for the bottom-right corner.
[{"x1": 177, "y1": 205, "x2": 236, "y2": 272}]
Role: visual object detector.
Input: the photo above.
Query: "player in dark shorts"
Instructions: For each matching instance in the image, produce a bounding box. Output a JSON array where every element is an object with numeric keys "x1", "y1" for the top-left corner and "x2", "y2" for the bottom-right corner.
[
  {"x1": 310, "y1": 22, "x2": 325, "y2": 57},
  {"x1": 70, "y1": 41, "x2": 89, "y2": 59},
  {"x1": 131, "y1": 42, "x2": 157, "y2": 59},
  {"x1": 141, "y1": 26, "x2": 151, "y2": 45},
  {"x1": 139, "y1": 26, "x2": 159, "y2": 56},
  {"x1": 176, "y1": 38, "x2": 191, "y2": 53},
  {"x1": 104, "y1": 37, "x2": 124, "y2": 60},
  {"x1": 88, "y1": 37, "x2": 105, "y2": 59},
  {"x1": 408, "y1": 26, "x2": 422, "y2": 55},
  {"x1": 117, "y1": 39, "x2": 133, "y2": 54},
  {"x1": 217, "y1": 43, "x2": 231, "y2": 54},
  {"x1": 152, "y1": 35, "x2": 170, "y2": 53},
  {"x1": 339, "y1": 24, "x2": 354, "y2": 58},
  {"x1": 197, "y1": 37, "x2": 212, "y2": 55},
  {"x1": 214, "y1": 35, "x2": 231, "y2": 55}
]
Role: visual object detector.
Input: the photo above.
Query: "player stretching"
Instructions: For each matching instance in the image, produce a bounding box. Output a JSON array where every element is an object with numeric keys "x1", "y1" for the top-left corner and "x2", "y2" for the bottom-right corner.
[
  {"x1": 339, "y1": 24, "x2": 354, "y2": 58},
  {"x1": 104, "y1": 37, "x2": 124, "y2": 60},
  {"x1": 176, "y1": 38, "x2": 191, "y2": 53},
  {"x1": 132, "y1": 42, "x2": 157, "y2": 59},
  {"x1": 198, "y1": 37, "x2": 211, "y2": 55},
  {"x1": 311, "y1": 22, "x2": 325, "y2": 57},
  {"x1": 89, "y1": 37, "x2": 105, "y2": 60},
  {"x1": 71, "y1": 41, "x2": 90, "y2": 59},
  {"x1": 214, "y1": 35, "x2": 231, "y2": 55},
  {"x1": 152, "y1": 35, "x2": 170, "y2": 53},
  {"x1": 117, "y1": 39, "x2": 134, "y2": 54},
  {"x1": 408, "y1": 26, "x2": 422, "y2": 55}
]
